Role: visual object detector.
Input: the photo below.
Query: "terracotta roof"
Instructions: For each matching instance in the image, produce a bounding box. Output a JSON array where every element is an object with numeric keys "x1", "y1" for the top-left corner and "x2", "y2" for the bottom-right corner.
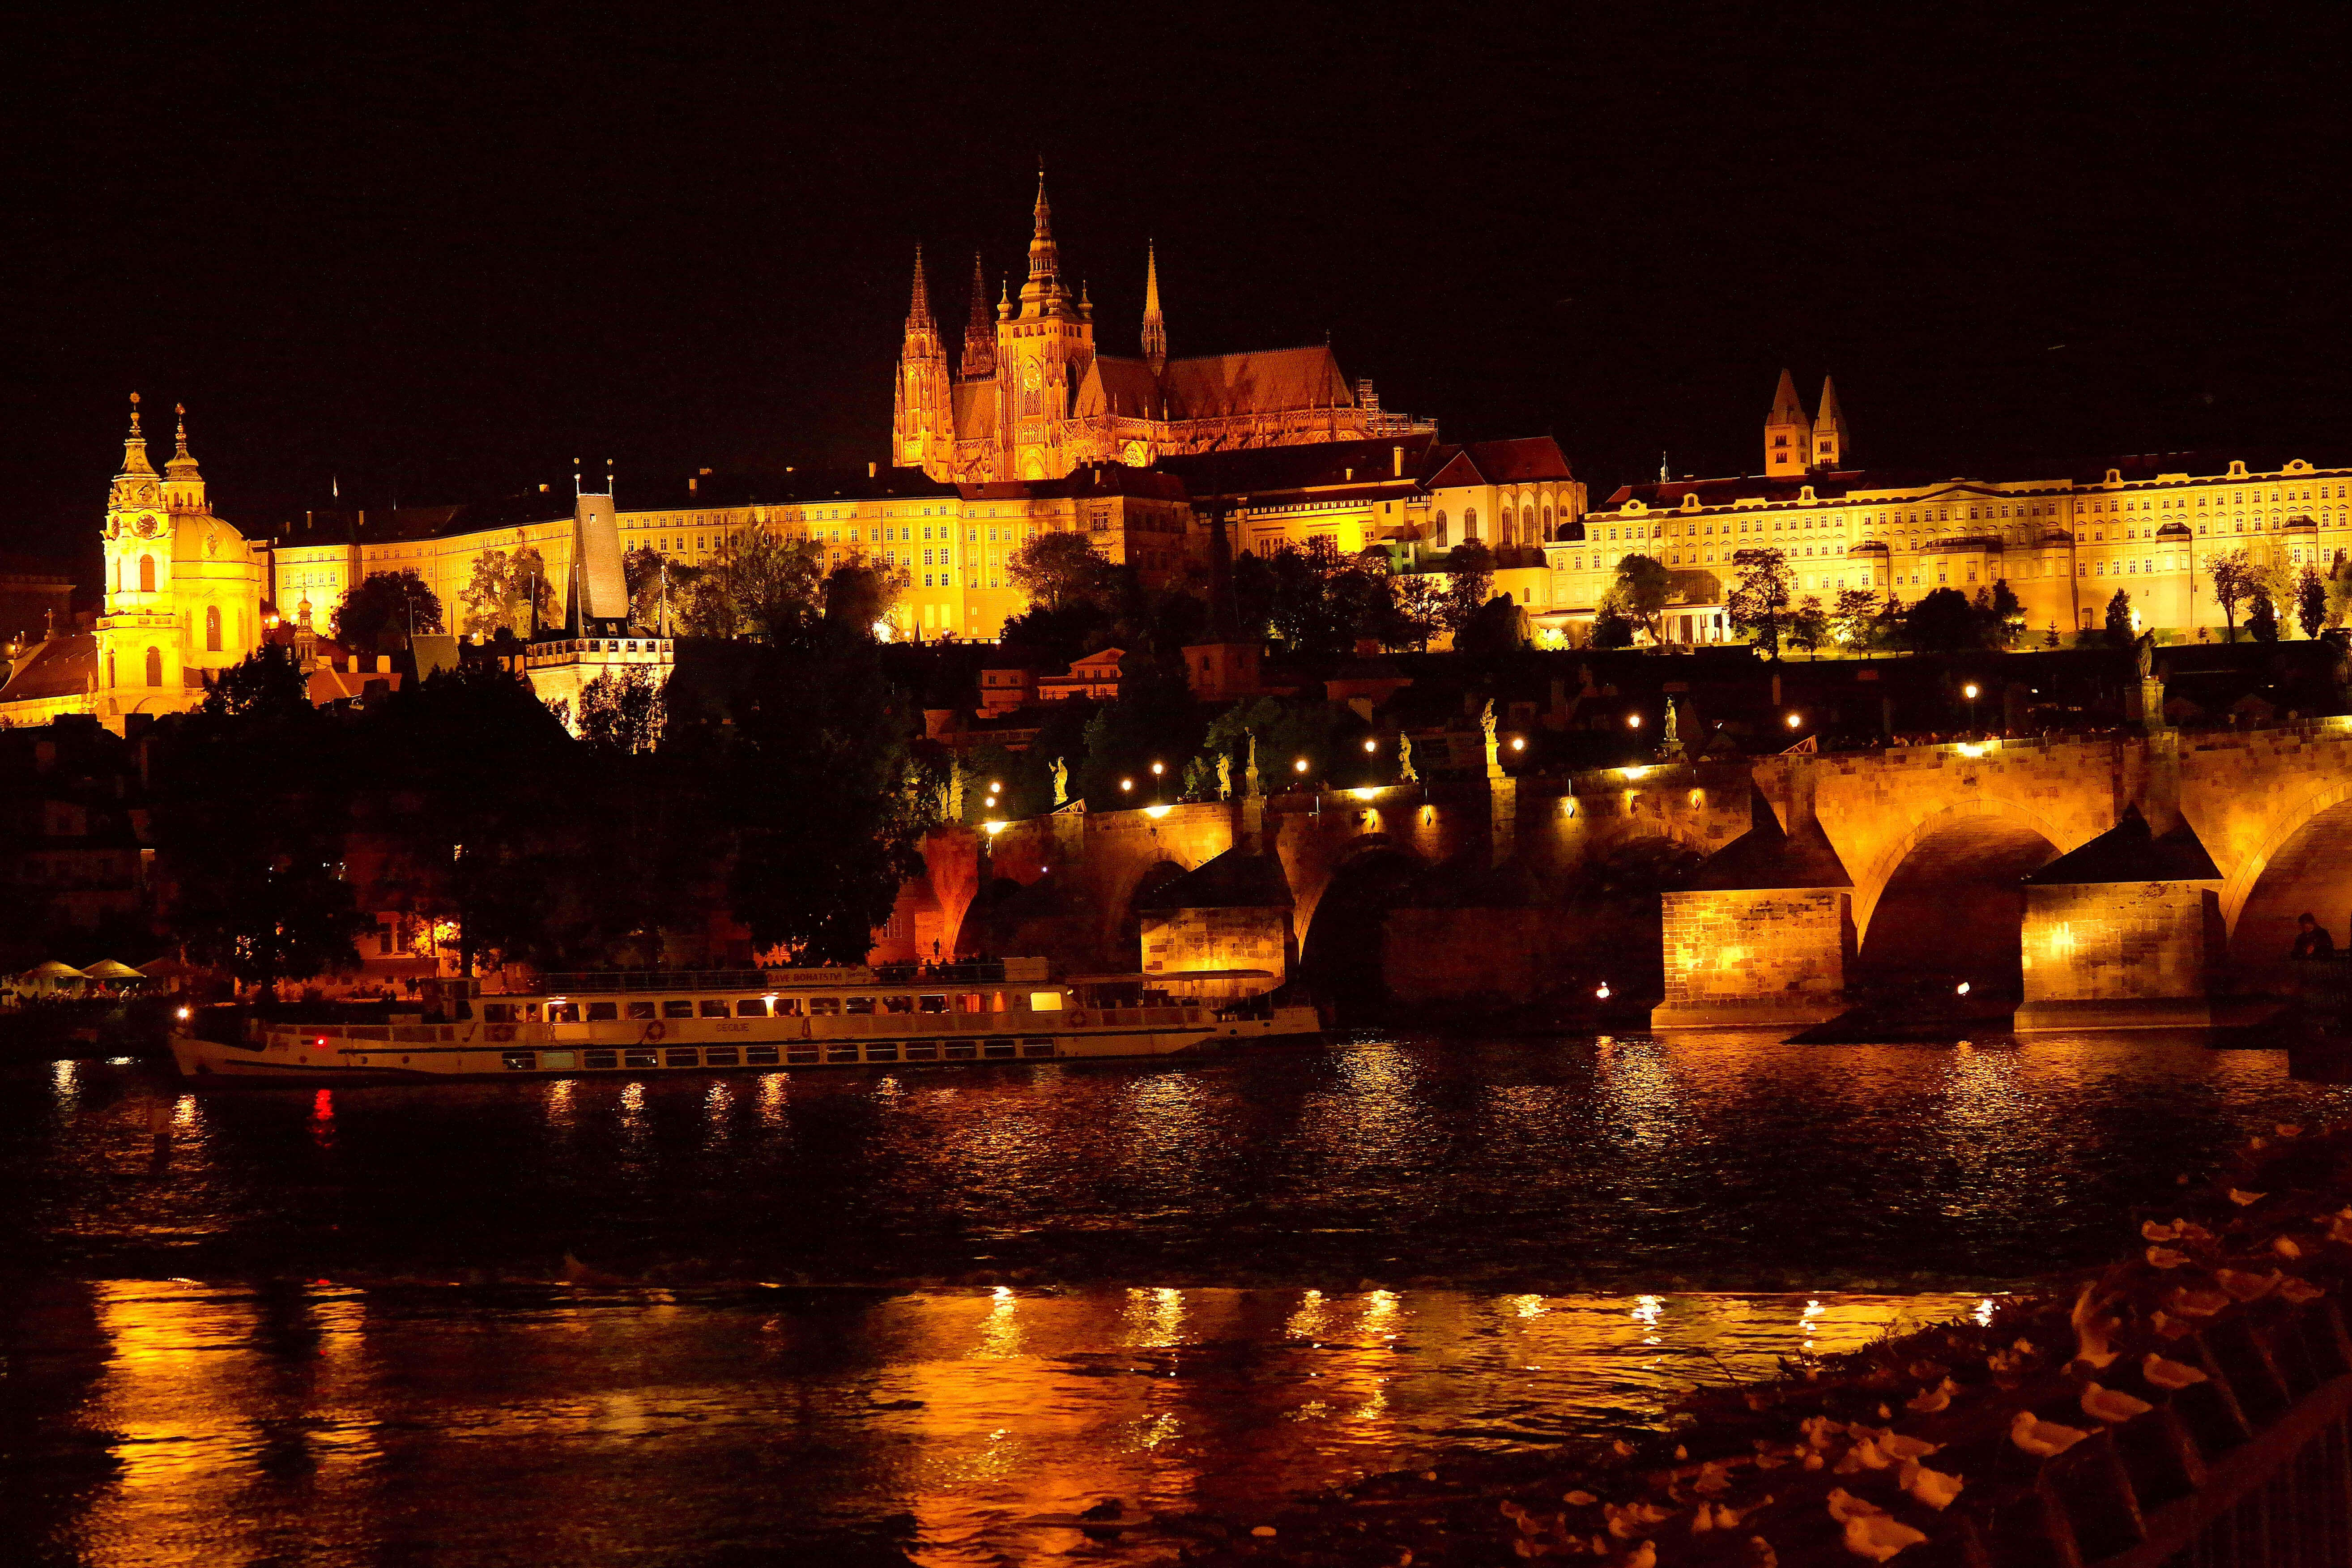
[
  {"x1": 1159, "y1": 345, "x2": 1352, "y2": 420},
  {"x1": 0, "y1": 634, "x2": 96, "y2": 703},
  {"x1": 1461, "y1": 437, "x2": 1575, "y2": 484},
  {"x1": 1074, "y1": 356, "x2": 1163, "y2": 419},
  {"x1": 1157, "y1": 435, "x2": 1443, "y2": 497}
]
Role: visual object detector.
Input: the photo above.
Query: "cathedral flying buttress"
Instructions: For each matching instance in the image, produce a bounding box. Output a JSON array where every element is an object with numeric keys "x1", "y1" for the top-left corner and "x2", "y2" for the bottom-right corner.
[{"x1": 892, "y1": 176, "x2": 1434, "y2": 484}]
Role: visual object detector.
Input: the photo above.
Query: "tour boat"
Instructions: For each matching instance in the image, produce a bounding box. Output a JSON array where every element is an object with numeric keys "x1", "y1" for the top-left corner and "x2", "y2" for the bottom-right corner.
[{"x1": 166, "y1": 959, "x2": 1322, "y2": 1086}]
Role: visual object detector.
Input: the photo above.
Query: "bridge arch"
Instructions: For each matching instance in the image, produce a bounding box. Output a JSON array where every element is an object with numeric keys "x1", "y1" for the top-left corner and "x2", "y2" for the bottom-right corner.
[
  {"x1": 1849, "y1": 799, "x2": 2068, "y2": 1003},
  {"x1": 1298, "y1": 837, "x2": 1429, "y2": 1017},
  {"x1": 1116, "y1": 859, "x2": 1192, "y2": 962},
  {"x1": 2221, "y1": 782, "x2": 2352, "y2": 985}
]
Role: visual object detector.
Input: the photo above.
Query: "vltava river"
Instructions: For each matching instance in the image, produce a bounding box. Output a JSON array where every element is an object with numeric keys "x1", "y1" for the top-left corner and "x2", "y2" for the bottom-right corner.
[{"x1": 0, "y1": 1032, "x2": 2340, "y2": 1564}]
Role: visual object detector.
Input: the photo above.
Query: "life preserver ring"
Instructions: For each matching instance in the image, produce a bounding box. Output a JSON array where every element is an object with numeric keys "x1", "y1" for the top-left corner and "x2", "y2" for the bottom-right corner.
[{"x1": 646, "y1": 1020, "x2": 666, "y2": 1042}]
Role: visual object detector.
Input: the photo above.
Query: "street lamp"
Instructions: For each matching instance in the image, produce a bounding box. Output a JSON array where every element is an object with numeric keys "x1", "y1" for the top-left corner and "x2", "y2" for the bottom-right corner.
[
  {"x1": 1786, "y1": 712, "x2": 1802, "y2": 730},
  {"x1": 1150, "y1": 760, "x2": 1164, "y2": 803},
  {"x1": 1363, "y1": 738, "x2": 1376, "y2": 753},
  {"x1": 1627, "y1": 713, "x2": 1643, "y2": 729},
  {"x1": 1120, "y1": 777, "x2": 1133, "y2": 793},
  {"x1": 1963, "y1": 681, "x2": 1981, "y2": 730}
]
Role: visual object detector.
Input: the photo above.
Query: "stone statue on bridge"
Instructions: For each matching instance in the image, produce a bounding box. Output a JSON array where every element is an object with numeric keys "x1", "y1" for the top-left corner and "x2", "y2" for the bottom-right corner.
[
  {"x1": 1398, "y1": 733, "x2": 1416, "y2": 783},
  {"x1": 1244, "y1": 731, "x2": 1260, "y2": 797},
  {"x1": 2135, "y1": 628, "x2": 2157, "y2": 683},
  {"x1": 1662, "y1": 698, "x2": 1683, "y2": 759},
  {"x1": 1480, "y1": 700, "x2": 1502, "y2": 780},
  {"x1": 1216, "y1": 752, "x2": 1232, "y2": 801},
  {"x1": 1052, "y1": 756, "x2": 1069, "y2": 808}
]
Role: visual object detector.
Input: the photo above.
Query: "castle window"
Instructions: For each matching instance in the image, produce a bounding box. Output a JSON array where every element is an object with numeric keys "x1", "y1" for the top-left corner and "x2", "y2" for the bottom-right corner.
[
  {"x1": 139, "y1": 555, "x2": 155, "y2": 593},
  {"x1": 145, "y1": 647, "x2": 162, "y2": 686},
  {"x1": 206, "y1": 605, "x2": 222, "y2": 652},
  {"x1": 1465, "y1": 507, "x2": 1478, "y2": 539}
]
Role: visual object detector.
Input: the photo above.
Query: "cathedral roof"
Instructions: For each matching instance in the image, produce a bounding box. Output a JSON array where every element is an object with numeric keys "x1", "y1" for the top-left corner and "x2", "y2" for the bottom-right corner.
[
  {"x1": 1074, "y1": 356, "x2": 1162, "y2": 419},
  {"x1": 1155, "y1": 434, "x2": 1444, "y2": 498},
  {"x1": 0, "y1": 634, "x2": 97, "y2": 704},
  {"x1": 1158, "y1": 345, "x2": 1353, "y2": 420}
]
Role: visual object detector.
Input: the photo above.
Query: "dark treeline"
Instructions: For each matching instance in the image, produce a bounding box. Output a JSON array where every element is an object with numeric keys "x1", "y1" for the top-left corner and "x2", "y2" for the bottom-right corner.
[{"x1": 144, "y1": 630, "x2": 937, "y2": 994}]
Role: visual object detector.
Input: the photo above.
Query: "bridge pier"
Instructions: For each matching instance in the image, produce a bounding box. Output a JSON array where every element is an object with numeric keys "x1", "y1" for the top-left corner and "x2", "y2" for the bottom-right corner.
[{"x1": 2012, "y1": 807, "x2": 2224, "y2": 1031}]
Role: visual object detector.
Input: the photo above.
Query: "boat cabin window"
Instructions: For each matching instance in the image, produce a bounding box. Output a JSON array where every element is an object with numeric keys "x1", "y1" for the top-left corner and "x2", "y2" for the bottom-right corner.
[
  {"x1": 483, "y1": 1004, "x2": 514, "y2": 1024},
  {"x1": 959, "y1": 992, "x2": 986, "y2": 1013},
  {"x1": 844, "y1": 997, "x2": 875, "y2": 1015},
  {"x1": 549, "y1": 1003, "x2": 581, "y2": 1024},
  {"x1": 663, "y1": 1001, "x2": 694, "y2": 1019},
  {"x1": 736, "y1": 998, "x2": 768, "y2": 1017},
  {"x1": 626, "y1": 1001, "x2": 657, "y2": 1021},
  {"x1": 586, "y1": 1002, "x2": 618, "y2": 1022},
  {"x1": 808, "y1": 997, "x2": 841, "y2": 1016},
  {"x1": 918, "y1": 994, "x2": 949, "y2": 1014},
  {"x1": 1029, "y1": 991, "x2": 1064, "y2": 1011},
  {"x1": 772, "y1": 997, "x2": 802, "y2": 1016},
  {"x1": 699, "y1": 1000, "x2": 729, "y2": 1018},
  {"x1": 882, "y1": 995, "x2": 913, "y2": 1014},
  {"x1": 519, "y1": 1004, "x2": 541, "y2": 1021}
]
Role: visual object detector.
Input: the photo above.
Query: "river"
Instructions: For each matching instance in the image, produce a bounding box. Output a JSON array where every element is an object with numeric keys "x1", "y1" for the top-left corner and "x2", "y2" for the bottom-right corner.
[{"x1": 1, "y1": 1031, "x2": 2341, "y2": 1564}]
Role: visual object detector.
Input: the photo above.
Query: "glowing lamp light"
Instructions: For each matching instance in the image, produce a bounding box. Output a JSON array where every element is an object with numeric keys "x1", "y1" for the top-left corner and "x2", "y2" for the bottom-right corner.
[
  {"x1": 1617, "y1": 766, "x2": 1650, "y2": 781},
  {"x1": 1143, "y1": 804, "x2": 1172, "y2": 818},
  {"x1": 1627, "y1": 713, "x2": 1643, "y2": 729},
  {"x1": 1510, "y1": 737, "x2": 1525, "y2": 751},
  {"x1": 1150, "y1": 762, "x2": 1164, "y2": 777},
  {"x1": 1120, "y1": 778, "x2": 1134, "y2": 792},
  {"x1": 1786, "y1": 712, "x2": 1802, "y2": 729},
  {"x1": 1596, "y1": 981, "x2": 1612, "y2": 1000},
  {"x1": 1956, "y1": 981, "x2": 1973, "y2": 996},
  {"x1": 1963, "y1": 682, "x2": 1981, "y2": 701},
  {"x1": 1294, "y1": 758, "x2": 1309, "y2": 773},
  {"x1": 982, "y1": 819, "x2": 1007, "y2": 835},
  {"x1": 175, "y1": 1006, "x2": 192, "y2": 1021},
  {"x1": 1349, "y1": 787, "x2": 1377, "y2": 801},
  {"x1": 1363, "y1": 738, "x2": 1377, "y2": 753}
]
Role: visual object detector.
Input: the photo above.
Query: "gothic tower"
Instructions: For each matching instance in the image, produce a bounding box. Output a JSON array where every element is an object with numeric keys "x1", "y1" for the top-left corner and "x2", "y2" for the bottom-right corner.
[
  {"x1": 960, "y1": 252, "x2": 995, "y2": 380},
  {"x1": 1812, "y1": 375, "x2": 1849, "y2": 469},
  {"x1": 892, "y1": 247, "x2": 954, "y2": 471},
  {"x1": 1764, "y1": 368, "x2": 1811, "y2": 478},
  {"x1": 1141, "y1": 241, "x2": 1167, "y2": 375},
  {"x1": 994, "y1": 172, "x2": 1096, "y2": 481}
]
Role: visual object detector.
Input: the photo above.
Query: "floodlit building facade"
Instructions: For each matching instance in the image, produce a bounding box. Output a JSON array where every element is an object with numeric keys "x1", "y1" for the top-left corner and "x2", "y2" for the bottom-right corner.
[{"x1": 1541, "y1": 372, "x2": 2352, "y2": 643}]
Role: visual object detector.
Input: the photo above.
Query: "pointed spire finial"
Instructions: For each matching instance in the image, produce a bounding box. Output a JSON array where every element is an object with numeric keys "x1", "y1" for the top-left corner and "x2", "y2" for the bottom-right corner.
[
  {"x1": 127, "y1": 392, "x2": 142, "y2": 436},
  {"x1": 1141, "y1": 240, "x2": 1167, "y2": 374},
  {"x1": 907, "y1": 244, "x2": 933, "y2": 327}
]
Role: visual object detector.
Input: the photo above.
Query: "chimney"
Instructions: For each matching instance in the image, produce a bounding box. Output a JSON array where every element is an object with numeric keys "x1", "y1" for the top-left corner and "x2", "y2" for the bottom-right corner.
[
  {"x1": 688, "y1": 476, "x2": 698, "y2": 495},
  {"x1": 869, "y1": 461, "x2": 878, "y2": 478},
  {"x1": 1393, "y1": 445, "x2": 1403, "y2": 477}
]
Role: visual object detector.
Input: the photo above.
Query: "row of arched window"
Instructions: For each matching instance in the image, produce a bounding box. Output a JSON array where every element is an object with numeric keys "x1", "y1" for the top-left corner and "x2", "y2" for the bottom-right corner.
[
  {"x1": 105, "y1": 648, "x2": 166, "y2": 688},
  {"x1": 1429, "y1": 500, "x2": 1571, "y2": 550}
]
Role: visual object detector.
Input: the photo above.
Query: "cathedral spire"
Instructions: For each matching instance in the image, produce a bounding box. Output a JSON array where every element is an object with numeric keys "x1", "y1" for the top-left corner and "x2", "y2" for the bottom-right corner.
[
  {"x1": 1764, "y1": 368, "x2": 1811, "y2": 478},
  {"x1": 1141, "y1": 241, "x2": 1167, "y2": 374},
  {"x1": 962, "y1": 251, "x2": 995, "y2": 379},
  {"x1": 118, "y1": 392, "x2": 156, "y2": 479},
  {"x1": 1812, "y1": 375, "x2": 1849, "y2": 468},
  {"x1": 905, "y1": 245, "x2": 933, "y2": 330},
  {"x1": 1021, "y1": 166, "x2": 1061, "y2": 312}
]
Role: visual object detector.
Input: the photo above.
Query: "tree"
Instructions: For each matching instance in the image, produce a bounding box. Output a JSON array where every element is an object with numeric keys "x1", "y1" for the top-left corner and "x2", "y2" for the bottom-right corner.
[
  {"x1": 1904, "y1": 587, "x2": 1979, "y2": 652},
  {"x1": 332, "y1": 570, "x2": 443, "y2": 652},
  {"x1": 2104, "y1": 588, "x2": 2135, "y2": 648},
  {"x1": 1788, "y1": 595, "x2": 1828, "y2": 659},
  {"x1": 623, "y1": 545, "x2": 679, "y2": 631},
  {"x1": 1832, "y1": 587, "x2": 1881, "y2": 653},
  {"x1": 1726, "y1": 548, "x2": 1794, "y2": 658},
  {"x1": 155, "y1": 648, "x2": 371, "y2": 996},
  {"x1": 1390, "y1": 574, "x2": 1444, "y2": 650},
  {"x1": 458, "y1": 547, "x2": 556, "y2": 638},
  {"x1": 1009, "y1": 532, "x2": 1116, "y2": 612},
  {"x1": 1439, "y1": 541, "x2": 1496, "y2": 639},
  {"x1": 681, "y1": 528, "x2": 825, "y2": 644},
  {"x1": 2249, "y1": 589, "x2": 2281, "y2": 643},
  {"x1": 1983, "y1": 580, "x2": 2025, "y2": 648},
  {"x1": 1456, "y1": 592, "x2": 1531, "y2": 656},
  {"x1": 578, "y1": 665, "x2": 664, "y2": 754},
  {"x1": 1589, "y1": 601, "x2": 1635, "y2": 649},
  {"x1": 2209, "y1": 549, "x2": 2259, "y2": 643},
  {"x1": 721, "y1": 643, "x2": 937, "y2": 962},
  {"x1": 2296, "y1": 565, "x2": 2328, "y2": 639},
  {"x1": 1606, "y1": 554, "x2": 1671, "y2": 644},
  {"x1": 824, "y1": 559, "x2": 910, "y2": 637}
]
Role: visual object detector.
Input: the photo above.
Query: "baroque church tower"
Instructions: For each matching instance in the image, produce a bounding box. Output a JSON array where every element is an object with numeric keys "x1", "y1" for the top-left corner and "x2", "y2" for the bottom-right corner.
[{"x1": 90, "y1": 395, "x2": 264, "y2": 727}]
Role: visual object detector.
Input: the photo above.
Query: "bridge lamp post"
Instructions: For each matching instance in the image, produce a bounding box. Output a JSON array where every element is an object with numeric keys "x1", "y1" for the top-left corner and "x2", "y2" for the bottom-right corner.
[
  {"x1": 1150, "y1": 760, "x2": 1164, "y2": 802},
  {"x1": 1963, "y1": 682, "x2": 1981, "y2": 731},
  {"x1": 1627, "y1": 713, "x2": 1642, "y2": 729}
]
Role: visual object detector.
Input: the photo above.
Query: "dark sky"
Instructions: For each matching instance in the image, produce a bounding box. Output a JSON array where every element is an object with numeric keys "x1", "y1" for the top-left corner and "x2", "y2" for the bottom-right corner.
[{"x1": 8, "y1": 2, "x2": 2350, "y2": 579}]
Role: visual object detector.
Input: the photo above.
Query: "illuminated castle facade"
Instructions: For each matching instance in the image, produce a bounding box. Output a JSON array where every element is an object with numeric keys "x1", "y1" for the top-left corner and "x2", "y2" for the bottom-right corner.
[
  {"x1": 894, "y1": 177, "x2": 1432, "y2": 483},
  {"x1": 1532, "y1": 371, "x2": 2352, "y2": 644}
]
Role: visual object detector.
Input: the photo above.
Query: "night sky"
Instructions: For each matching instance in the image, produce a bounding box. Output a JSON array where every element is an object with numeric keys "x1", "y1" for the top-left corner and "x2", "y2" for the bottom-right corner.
[{"x1": 8, "y1": 3, "x2": 2350, "y2": 582}]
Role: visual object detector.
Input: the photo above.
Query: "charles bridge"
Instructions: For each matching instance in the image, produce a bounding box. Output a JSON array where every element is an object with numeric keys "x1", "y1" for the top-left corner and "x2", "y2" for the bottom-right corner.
[{"x1": 906, "y1": 716, "x2": 2352, "y2": 1031}]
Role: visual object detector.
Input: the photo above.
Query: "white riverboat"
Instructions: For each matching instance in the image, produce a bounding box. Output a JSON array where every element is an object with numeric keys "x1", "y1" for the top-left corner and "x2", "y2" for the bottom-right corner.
[{"x1": 167, "y1": 960, "x2": 1321, "y2": 1086}]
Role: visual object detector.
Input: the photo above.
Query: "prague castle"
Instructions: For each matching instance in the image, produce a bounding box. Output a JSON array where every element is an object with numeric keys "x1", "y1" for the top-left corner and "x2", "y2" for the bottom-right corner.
[
  {"x1": 894, "y1": 175, "x2": 1433, "y2": 482},
  {"x1": 1521, "y1": 371, "x2": 2350, "y2": 646}
]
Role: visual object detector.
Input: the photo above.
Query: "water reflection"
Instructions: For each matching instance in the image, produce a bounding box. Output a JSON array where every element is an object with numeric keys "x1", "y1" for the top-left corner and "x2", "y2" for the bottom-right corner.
[{"x1": 11, "y1": 1281, "x2": 1975, "y2": 1568}]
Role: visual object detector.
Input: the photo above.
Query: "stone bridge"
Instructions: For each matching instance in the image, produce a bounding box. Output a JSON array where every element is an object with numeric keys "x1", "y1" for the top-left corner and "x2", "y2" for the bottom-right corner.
[{"x1": 914, "y1": 719, "x2": 2352, "y2": 1031}]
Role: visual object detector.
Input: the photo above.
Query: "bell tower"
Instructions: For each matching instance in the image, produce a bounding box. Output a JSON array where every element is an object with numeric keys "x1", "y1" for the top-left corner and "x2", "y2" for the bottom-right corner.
[
  {"x1": 95, "y1": 394, "x2": 186, "y2": 722},
  {"x1": 995, "y1": 170, "x2": 1095, "y2": 481},
  {"x1": 1811, "y1": 375, "x2": 1849, "y2": 469},
  {"x1": 1764, "y1": 369, "x2": 1812, "y2": 478}
]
